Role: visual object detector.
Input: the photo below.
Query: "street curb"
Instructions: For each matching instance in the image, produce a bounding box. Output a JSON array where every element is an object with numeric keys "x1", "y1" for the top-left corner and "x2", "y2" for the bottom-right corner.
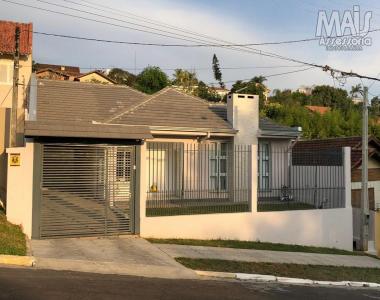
[
  {"x1": 0, "y1": 255, "x2": 35, "y2": 267},
  {"x1": 195, "y1": 271, "x2": 380, "y2": 288}
]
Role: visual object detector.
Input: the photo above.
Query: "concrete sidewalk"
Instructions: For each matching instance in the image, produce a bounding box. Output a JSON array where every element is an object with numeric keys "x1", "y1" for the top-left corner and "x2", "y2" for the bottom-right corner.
[
  {"x1": 30, "y1": 237, "x2": 197, "y2": 279},
  {"x1": 156, "y1": 244, "x2": 380, "y2": 268}
]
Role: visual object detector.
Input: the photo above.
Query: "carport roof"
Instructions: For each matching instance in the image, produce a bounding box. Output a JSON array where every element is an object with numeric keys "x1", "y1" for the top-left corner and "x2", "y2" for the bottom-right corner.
[{"x1": 25, "y1": 121, "x2": 153, "y2": 140}]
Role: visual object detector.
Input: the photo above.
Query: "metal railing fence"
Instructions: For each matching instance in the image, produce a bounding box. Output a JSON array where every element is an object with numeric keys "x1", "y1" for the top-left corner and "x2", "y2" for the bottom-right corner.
[
  {"x1": 146, "y1": 142, "x2": 251, "y2": 216},
  {"x1": 258, "y1": 146, "x2": 345, "y2": 211}
]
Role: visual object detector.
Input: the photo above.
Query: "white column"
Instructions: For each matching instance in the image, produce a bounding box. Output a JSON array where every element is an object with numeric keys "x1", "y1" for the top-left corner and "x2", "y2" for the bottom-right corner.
[{"x1": 6, "y1": 142, "x2": 34, "y2": 238}]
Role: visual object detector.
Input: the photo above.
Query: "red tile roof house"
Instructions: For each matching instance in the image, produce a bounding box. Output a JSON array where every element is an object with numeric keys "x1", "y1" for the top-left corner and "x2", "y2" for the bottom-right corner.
[
  {"x1": 294, "y1": 136, "x2": 380, "y2": 254},
  {"x1": 305, "y1": 105, "x2": 331, "y2": 115},
  {"x1": 4, "y1": 78, "x2": 356, "y2": 251},
  {"x1": 0, "y1": 20, "x2": 33, "y2": 206}
]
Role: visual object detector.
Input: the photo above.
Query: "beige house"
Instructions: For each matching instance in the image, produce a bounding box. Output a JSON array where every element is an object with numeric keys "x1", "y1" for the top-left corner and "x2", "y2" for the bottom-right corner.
[
  {"x1": 76, "y1": 70, "x2": 116, "y2": 84},
  {"x1": 0, "y1": 20, "x2": 33, "y2": 205}
]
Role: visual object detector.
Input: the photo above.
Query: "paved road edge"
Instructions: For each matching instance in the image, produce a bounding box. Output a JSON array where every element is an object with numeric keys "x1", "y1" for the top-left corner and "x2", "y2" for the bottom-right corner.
[
  {"x1": 195, "y1": 270, "x2": 380, "y2": 288},
  {"x1": 0, "y1": 255, "x2": 35, "y2": 267}
]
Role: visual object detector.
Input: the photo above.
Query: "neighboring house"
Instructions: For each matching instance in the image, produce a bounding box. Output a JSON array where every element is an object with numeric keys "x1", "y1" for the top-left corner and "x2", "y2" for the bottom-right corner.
[
  {"x1": 214, "y1": 87, "x2": 229, "y2": 98},
  {"x1": 76, "y1": 70, "x2": 116, "y2": 84},
  {"x1": 35, "y1": 68, "x2": 70, "y2": 81},
  {"x1": 35, "y1": 64, "x2": 116, "y2": 84},
  {"x1": 297, "y1": 85, "x2": 315, "y2": 95},
  {"x1": 352, "y1": 97, "x2": 363, "y2": 105},
  {"x1": 0, "y1": 20, "x2": 33, "y2": 204},
  {"x1": 305, "y1": 105, "x2": 331, "y2": 115},
  {"x1": 34, "y1": 63, "x2": 80, "y2": 80},
  {"x1": 293, "y1": 136, "x2": 380, "y2": 253}
]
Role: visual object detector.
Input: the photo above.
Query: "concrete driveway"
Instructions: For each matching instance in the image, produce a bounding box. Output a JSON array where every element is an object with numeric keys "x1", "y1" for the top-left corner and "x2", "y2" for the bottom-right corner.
[{"x1": 30, "y1": 236, "x2": 197, "y2": 279}]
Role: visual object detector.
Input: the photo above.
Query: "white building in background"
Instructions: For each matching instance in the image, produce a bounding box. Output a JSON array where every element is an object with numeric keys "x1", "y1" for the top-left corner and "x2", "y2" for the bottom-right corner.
[
  {"x1": 352, "y1": 97, "x2": 363, "y2": 105},
  {"x1": 297, "y1": 85, "x2": 315, "y2": 95}
]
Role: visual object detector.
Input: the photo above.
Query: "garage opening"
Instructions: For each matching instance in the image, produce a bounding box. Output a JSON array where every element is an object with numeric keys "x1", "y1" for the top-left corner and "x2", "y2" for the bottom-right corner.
[{"x1": 39, "y1": 144, "x2": 136, "y2": 238}]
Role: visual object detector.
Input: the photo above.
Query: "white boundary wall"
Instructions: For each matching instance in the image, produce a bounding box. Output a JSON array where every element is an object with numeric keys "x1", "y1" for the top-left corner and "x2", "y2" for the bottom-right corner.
[
  {"x1": 139, "y1": 146, "x2": 353, "y2": 251},
  {"x1": 6, "y1": 142, "x2": 34, "y2": 238}
]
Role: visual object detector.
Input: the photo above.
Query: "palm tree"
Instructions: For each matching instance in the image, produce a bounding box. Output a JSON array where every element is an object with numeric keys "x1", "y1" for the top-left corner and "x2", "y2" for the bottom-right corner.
[{"x1": 350, "y1": 84, "x2": 362, "y2": 98}]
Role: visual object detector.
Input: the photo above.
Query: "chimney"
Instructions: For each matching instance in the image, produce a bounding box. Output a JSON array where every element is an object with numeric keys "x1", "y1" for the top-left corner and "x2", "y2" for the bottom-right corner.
[{"x1": 227, "y1": 93, "x2": 259, "y2": 145}]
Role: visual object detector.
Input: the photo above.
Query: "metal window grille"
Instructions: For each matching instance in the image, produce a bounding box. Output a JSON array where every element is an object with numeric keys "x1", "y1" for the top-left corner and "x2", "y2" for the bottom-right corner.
[{"x1": 146, "y1": 142, "x2": 251, "y2": 216}]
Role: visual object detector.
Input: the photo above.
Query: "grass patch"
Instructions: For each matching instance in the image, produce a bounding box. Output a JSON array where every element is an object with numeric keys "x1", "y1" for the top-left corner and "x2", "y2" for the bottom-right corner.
[
  {"x1": 258, "y1": 202, "x2": 315, "y2": 212},
  {"x1": 146, "y1": 203, "x2": 249, "y2": 217},
  {"x1": 176, "y1": 258, "x2": 380, "y2": 283},
  {"x1": 147, "y1": 238, "x2": 363, "y2": 256},
  {"x1": 0, "y1": 209, "x2": 26, "y2": 256}
]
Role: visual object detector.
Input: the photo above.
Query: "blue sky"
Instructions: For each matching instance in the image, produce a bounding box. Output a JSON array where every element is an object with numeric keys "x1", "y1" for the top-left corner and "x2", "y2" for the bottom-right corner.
[{"x1": 1, "y1": 0, "x2": 380, "y2": 97}]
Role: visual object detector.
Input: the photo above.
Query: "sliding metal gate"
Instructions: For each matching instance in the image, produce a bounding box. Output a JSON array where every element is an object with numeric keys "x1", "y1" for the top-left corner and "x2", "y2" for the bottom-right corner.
[{"x1": 40, "y1": 144, "x2": 135, "y2": 238}]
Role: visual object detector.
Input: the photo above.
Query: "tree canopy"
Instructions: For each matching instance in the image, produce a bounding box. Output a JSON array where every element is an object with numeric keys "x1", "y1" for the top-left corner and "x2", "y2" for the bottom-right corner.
[
  {"x1": 107, "y1": 68, "x2": 136, "y2": 86},
  {"x1": 172, "y1": 69, "x2": 198, "y2": 93},
  {"x1": 134, "y1": 66, "x2": 169, "y2": 94},
  {"x1": 212, "y1": 54, "x2": 224, "y2": 88}
]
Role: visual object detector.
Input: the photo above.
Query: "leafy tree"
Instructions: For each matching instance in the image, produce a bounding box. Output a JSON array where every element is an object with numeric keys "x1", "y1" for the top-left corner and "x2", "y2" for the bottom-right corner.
[
  {"x1": 370, "y1": 96, "x2": 380, "y2": 116},
  {"x1": 311, "y1": 85, "x2": 351, "y2": 111},
  {"x1": 108, "y1": 68, "x2": 136, "y2": 86},
  {"x1": 212, "y1": 54, "x2": 224, "y2": 88},
  {"x1": 134, "y1": 66, "x2": 168, "y2": 94},
  {"x1": 194, "y1": 81, "x2": 221, "y2": 102},
  {"x1": 172, "y1": 69, "x2": 198, "y2": 93}
]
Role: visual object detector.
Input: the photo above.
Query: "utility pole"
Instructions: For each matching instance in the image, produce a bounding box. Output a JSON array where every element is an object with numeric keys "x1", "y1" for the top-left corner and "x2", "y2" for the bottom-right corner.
[
  {"x1": 10, "y1": 26, "x2": 20, "y2": 147},
  {"x1": 360, "y1": 86, "x2": 369, "y2": 251}
]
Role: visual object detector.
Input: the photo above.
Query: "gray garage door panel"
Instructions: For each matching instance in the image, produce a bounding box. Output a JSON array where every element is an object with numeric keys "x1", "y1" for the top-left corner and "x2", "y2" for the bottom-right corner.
[{"x1": 40, "y1": 144, "x2": 135, "y2": 238}]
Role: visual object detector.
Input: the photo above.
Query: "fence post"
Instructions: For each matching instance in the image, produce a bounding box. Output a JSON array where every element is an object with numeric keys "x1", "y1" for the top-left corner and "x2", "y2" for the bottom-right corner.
[
  {"x1": 343, "y1": 147, "x2": 351, "y2": 209},
  {"x1": 250, "y1": 144, "x2": 258, "y2": 213}
]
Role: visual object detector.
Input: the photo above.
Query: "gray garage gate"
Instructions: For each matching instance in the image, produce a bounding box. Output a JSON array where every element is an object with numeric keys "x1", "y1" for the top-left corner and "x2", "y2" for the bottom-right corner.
[{"x1": 39, "y1": 143, "x2": 136, "y2": 238}]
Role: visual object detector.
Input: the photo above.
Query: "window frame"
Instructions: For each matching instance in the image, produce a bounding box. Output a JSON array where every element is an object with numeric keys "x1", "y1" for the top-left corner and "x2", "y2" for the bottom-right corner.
[
  {"x1": 209, "y1": 142, "x2": 229, "y2": 192},
  {"x1": 258, "y1": 142, "x2": 271, "y2": 191}
]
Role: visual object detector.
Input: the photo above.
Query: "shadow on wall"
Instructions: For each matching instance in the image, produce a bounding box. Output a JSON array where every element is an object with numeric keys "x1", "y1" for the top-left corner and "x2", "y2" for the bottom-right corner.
[{"x1": 0, "y1": 108, "x2": 10, "y2": 208}]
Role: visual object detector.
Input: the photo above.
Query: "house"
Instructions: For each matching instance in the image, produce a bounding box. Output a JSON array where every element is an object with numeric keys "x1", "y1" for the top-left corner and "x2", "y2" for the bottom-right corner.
[
  {"x1": 76, "y1": 70, "x2": 116, "y2": 84},
  {"x1": 0, "y1": 20, "x2": 33, "y2": 205},
  {"x1": 213, "y1": 87, "x2": 230, "y2": 98},
  {"x1": 35, "y1": 64, "x2": 116, "y2": 84},
  {"x1": 352, "y1": 97, "x2": 363, "y2": 105},
  {"x1": 34, "y1": 63, "x2": 80, "y2": 81},
  {"x1": 4, "y1": 78, "x2": 354, "y2": 251},
  {"x1": 297, "y1": 85, "x2": 315, "y2": 95},
  {"x1": 293, "y1": 136, "x2": 380, "y2": 254},
  {"x1": 305, "y1": 105, "x2": 331, "y2": 115}
]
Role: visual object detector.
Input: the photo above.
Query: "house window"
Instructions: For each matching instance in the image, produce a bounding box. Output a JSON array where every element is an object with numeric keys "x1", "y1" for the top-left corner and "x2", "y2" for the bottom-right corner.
[
  {"x1": 258, "y1": 142, "x2": 271, "y2": 190},
  {"x1": 0, "y1": 64, "x2": 13, "y2": 85},
  {"x1": 209, "y1": 142, "x2": 228, "y2": 191}
]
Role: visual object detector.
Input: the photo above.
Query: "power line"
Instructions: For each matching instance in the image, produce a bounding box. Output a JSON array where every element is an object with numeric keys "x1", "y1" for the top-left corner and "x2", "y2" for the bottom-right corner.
[
  {"x1": 4, "y1": 0, "x2": 380, "y2": 84},
  {"x1": 210, "y1": 67, "x2": 316, "y2": 84},
  {"x1": 32, "y1": 30, "x2": 323, "y2": 47},
  {"x1": 30, "y1": 63, "x2": 306, "y2": 71}
]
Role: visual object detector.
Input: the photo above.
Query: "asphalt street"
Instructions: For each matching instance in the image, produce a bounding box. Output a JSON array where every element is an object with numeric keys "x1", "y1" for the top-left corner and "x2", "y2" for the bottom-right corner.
[{"x1": 0, "y1": 266, "x2": 379, "y2": 300}]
